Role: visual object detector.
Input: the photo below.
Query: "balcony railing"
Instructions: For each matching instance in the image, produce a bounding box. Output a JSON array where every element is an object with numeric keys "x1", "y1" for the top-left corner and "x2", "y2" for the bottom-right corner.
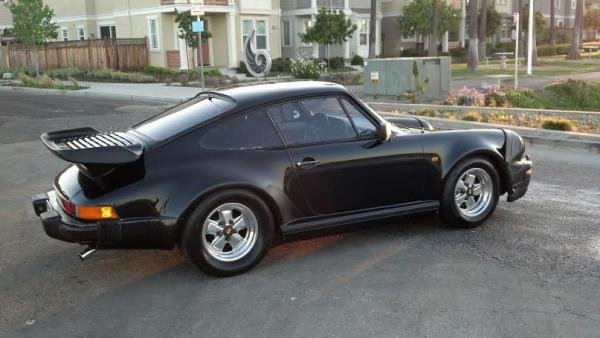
[
  {"x1": 161, "y1": 0, "x2": 231, "y2": 5},
  {"x1": 317, "y1": 0, "x2": 344, "y2": 8}
]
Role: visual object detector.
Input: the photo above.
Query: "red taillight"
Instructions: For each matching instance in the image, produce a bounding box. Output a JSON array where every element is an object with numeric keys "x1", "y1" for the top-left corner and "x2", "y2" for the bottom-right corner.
[{"x1": 59, "y1": 195, "x2": 76, "y2": 216}]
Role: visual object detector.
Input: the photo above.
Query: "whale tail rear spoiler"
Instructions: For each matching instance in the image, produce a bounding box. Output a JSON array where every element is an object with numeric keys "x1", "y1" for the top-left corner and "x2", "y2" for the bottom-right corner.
[{"x1": 41, "y1": 127, "x2": 144, "y2": 166}]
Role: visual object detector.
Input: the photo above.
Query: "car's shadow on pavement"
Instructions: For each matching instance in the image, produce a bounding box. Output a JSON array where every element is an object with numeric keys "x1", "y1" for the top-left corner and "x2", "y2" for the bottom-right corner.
[{"x1": 17, "y1": 214, "x2": 452, "y2": 336}]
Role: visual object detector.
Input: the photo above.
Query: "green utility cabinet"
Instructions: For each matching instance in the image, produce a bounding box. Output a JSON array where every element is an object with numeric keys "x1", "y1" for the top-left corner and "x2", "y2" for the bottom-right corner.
[{"x1": 363, "y1": 57, "x2": 450, "y2": 100}]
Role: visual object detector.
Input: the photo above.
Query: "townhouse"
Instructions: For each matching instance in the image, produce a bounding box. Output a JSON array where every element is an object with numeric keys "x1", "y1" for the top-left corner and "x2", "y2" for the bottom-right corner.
[
  {"x1": 44, "y1": 0, "x2": 281, "y2": 69},
  {"x1": 280, "y1": 0, "x2": 382, "y2": 59}
]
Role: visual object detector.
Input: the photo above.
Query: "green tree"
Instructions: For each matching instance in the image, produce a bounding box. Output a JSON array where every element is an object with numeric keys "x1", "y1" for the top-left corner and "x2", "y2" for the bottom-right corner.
[
  {"x1": 584, "y1": 8, "x2": 600, "y2": 31},
  {"x1": 175, "y1": 10, "x2": 211, "y2": 68},
  {"x1": 8, "y1": 0, "x2": 58, "y2": 77},
  {"x1": 299, "y1": 7, "x2": 356, "y2": 66},
  {"x1": 397, "y1": 0, "x2": 460, "y2": 41},
  {"x1": 486, "y1": 8, "x2": 501, "y2": 38}
]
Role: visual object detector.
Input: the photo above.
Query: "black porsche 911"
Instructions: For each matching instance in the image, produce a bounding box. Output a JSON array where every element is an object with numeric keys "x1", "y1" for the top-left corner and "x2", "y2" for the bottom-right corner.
[{"x1": 32, "y1": 81, "x2": 532, "y2": 276}]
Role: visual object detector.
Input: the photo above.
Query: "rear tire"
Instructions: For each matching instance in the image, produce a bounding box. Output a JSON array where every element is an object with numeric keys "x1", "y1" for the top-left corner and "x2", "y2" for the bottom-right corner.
[
  {"x1": 180, "y1": 189, "x2": 274, "y2": 276},
  {"x1": 441, "y1": 157, "x2": 500, "y2": 228}
]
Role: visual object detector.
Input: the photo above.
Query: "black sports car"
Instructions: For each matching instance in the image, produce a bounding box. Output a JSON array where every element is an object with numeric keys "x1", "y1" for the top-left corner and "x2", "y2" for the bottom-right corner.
[{"x1": 32, "y1": 82, "x2": 532, "y2": 276}]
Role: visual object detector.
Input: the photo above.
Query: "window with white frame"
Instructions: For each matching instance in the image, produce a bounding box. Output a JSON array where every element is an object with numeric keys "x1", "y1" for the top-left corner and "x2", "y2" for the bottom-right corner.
[
  {"x1": 242, "y1": 19, "x2": 268, "y2": 49},
  {"x1": 571, "y1": 0, "x2": 576, "y2": 9},
  {"x1": 555, "y1": 0, "x2": 560, "y2": 8},
  {"x1": 496, "y1": 0, "x2": 506, "y2": 5},
  {"x1": 60, "y1": 28, "x2": 68, "y2": 41},
  {"x1": 359, "y1": 20, "x2": 369, "y2": 46},
  {"x1": 77, "y1": 26, "x2": 85, "y2": 40},
  {"x1": 99, "y1": 25, "x2": 116, "y2": 39},
  {"x1": 148, "y1": 18, "x2": 160, "y2": 51},
  {"x1": 557, "y1": 19, "x2": 564, "y2": 28},
  {"x1": 501, "y1": 21, "x2": 512, "y2": 39},
  {"x1": 282, "y1": 20, "x2": 291, "y2": 46}
]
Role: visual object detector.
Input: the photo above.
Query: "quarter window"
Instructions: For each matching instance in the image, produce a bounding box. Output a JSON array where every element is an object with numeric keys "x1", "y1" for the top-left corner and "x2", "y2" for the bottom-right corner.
[
  {"x1": 340, "y1": 98, "x2": 377, "y2": 136},
  {"x1": 200, "y1": 110, "x2": 282, "y2": 150}
]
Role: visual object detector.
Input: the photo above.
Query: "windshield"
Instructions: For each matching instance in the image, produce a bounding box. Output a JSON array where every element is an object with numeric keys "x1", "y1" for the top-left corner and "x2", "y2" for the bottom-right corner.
[{"x1": 134, "y1": 97, "x2": 236, "y2": 141}]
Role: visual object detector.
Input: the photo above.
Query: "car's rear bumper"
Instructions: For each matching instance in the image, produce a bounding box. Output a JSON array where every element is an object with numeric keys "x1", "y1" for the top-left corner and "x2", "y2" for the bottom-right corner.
[
  {"x1": 506, "y1": 155, "x2": 533, "y2": 202},
  {"x1": 32, "y1": 191, "x2": 178, "y2": 249}
]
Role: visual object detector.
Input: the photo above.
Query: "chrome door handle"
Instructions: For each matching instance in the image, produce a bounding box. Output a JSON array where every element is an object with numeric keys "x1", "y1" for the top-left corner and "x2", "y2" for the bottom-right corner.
[{"x1": 296, "y1": 160, "x2": 320, "y2": 168}]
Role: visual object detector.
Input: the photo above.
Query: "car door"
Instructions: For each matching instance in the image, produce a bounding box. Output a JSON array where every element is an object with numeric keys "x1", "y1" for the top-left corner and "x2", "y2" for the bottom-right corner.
[{"x1": 268, "y1": 95, "x2": 426, "y2": 216}]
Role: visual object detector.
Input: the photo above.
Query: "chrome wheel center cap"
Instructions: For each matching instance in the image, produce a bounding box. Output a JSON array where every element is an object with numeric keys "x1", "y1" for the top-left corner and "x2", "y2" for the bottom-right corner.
[{"x1": 223, "y1": 226, "x2": 235, "y2": 237}]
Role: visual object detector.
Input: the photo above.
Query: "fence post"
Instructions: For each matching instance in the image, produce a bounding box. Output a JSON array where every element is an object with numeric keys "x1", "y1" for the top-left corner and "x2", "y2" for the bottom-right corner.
[
  {"x1": 114, "y1": 39, "x2": 120, "y2": 71},
  {"x1": 88, "y1": 39, "x2": 92, "y2": 70}
]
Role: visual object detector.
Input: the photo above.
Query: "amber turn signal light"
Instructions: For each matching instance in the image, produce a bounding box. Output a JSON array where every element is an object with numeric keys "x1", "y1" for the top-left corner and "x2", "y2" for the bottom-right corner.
[{"x1": 77, "y1": 205, "x2": 118, "y2": 220}]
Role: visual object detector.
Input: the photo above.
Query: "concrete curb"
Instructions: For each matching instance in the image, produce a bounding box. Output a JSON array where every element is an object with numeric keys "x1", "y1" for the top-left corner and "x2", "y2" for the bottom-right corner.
[
  {"x1": 0, "y1": 84, "x2": 184, "y2": 104},
  {"x1": 381, "y1": 112, "x2": 600, "y2": 152}
]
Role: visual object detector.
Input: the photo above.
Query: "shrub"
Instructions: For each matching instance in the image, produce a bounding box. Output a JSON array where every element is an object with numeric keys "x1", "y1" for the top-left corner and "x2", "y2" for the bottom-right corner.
[
  {"x1": 483, "y1": 85, "x2": 508, "y2": 107},
  {"x1": 461, "y1": 111, "x2": 482, "y2": 122},
  {"x1": 536, "y1": 43, "x2": 571, "y2": 56},
  {"x1": 44, "y1": 68, "x2": 84, "y2": 80},
  {"x1": 448, "y1": 48, "x2": 468, "y2": 63},
  {"x1": 350, "y1": 54, "x2": 364, "y2": 66},
  {"x1": 177, "y1": 73, "x2": 189, "y2": 86},
  {"x1": 544, "y1": 79, "x2": 600, "y2": 111},
  {"x1": 324, "y1": 56, "x2": 345, "y2": 70},
  {"x1": 417, "y1": 109, "x2": 440, "y2": 117},
  {"x1": 68, "y1": 77, "x2": 80, "y2": 90},
  {"x1": 541, "y1": 117, "x2": 574, "y2": 131},
  {"x1": 290, "y1": 58, "x2": 328, "y2": 80},
  {"x1": 18, "y1": 73, "x2": 37, "y2": 87},
  {"x1": 456, "y1": 86, "x2": 485, "y2": 107},
  {"x1": 320, "y1": 72, "x2": 361, "y2": 85},
  {"x1": 401, "y1": 48, "x2": 427, "y2": 57},
  {"x1": 237, "y1": 61, "x2": 249, "y2": 75},
  {"x1": 505, "y1": 88, "x2": 547, "y2": 109},
  {"x1": 271, "y1": 57, "x2": 292, "y2": 73},
  {"x1": 143, "y1": 65, "x2": 179, "y2": 76},
  {"x1": 187, "y1": 67, "x2": 221, "y2": 80}
]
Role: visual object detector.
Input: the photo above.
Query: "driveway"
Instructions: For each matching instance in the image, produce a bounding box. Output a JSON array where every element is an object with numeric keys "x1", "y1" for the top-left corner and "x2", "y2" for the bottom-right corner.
[{"x1": 1, "y1": 91, "x2": 599, "y2": 337}]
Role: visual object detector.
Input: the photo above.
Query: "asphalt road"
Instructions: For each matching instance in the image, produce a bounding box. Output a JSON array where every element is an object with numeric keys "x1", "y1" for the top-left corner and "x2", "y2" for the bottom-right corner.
[{"x1": 1, "y1": 91, "x2": 599, "y2": 338}]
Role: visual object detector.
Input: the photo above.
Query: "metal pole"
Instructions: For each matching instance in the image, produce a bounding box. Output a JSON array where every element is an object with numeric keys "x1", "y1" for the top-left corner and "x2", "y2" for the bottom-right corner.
[
  {"x1": 526, "y1": 0, "x2": 533, "y2": 75},
  {"x1": 197, "y1": 15, "x2": 205, "y2": 90},
  {"x1": 514, "y1": 13, "x2": 519, "y2": 89}
]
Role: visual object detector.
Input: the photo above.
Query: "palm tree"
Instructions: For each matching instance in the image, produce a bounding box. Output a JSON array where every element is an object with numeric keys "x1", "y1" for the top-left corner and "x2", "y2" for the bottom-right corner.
[
  {"x1": 550, "y1": 0, "x2": 556, "y2": 46},
  {"x1": 467, "y1": 0, "x2": 479, "y2": 71},
  {"x1": 567, "y1": 0, "x2": 583, "y2": 59},
  {"x1": 369, "y1": 0, "x2": 377, "y2": 58},
  {"x1": 429, "y1": 0, "x2": 439, "y2": 56},
  {"x1": 478, "y1": 0, "x2": 489, "y2": 59}
]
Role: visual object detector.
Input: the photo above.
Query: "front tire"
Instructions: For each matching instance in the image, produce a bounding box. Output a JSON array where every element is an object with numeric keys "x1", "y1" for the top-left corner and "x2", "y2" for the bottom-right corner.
[
  {"x1": 180, "y1": 189, "x2": 274, "y2": 276},
  {"x1": 441, "y1": 157, "x2": 500, "y2": 228}
]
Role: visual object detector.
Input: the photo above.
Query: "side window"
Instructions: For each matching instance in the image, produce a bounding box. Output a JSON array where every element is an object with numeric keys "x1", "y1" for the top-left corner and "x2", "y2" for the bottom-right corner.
[
  {"x1": 340, "y1": 98, "x2": 377, "y2": 137},
  {"x1": 199, "y1": 109, "x2": 282, "y2": 150},
  {"x1": 270, "y1": 97, "x2": 357, "y2": 146}
]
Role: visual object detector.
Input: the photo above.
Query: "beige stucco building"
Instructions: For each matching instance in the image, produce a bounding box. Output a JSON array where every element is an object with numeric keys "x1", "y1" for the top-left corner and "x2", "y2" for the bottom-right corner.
[
  {"x1": 44, "y1": 0, "x2": 281, "y2": 69},
  {"x1": 0, "y1": 0, "x2": 12, "y2": 32}
]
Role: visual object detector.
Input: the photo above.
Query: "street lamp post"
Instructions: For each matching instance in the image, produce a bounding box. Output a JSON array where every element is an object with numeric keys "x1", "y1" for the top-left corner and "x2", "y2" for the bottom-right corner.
[{"x1": 527, "y1": 0, "x2": 534, "y2": 75}]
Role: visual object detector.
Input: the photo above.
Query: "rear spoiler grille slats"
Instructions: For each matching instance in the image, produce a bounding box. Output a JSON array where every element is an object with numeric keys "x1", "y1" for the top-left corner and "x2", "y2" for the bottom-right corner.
[{"x1": 41, "y1": 128, "x2": 144, "y2": 165}]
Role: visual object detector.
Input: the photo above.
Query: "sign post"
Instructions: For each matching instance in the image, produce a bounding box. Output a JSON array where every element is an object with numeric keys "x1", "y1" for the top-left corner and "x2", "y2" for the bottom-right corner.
[
  {"x1": 514, "y1": 12, "x2": 520, "y2": 89},
  {"x1": 191, "y1": 0, "x2": 205, "y2": 90}
]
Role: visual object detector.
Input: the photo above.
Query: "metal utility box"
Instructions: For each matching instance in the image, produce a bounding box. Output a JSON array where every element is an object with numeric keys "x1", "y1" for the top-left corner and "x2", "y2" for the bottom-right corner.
[{"x1": 363, "y1": 57, "x2": 450, "y2": 100}]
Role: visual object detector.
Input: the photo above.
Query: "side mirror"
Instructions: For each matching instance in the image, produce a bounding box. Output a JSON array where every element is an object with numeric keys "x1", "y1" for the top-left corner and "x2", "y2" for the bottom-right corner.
[{"x1": 376, "y1": 122, "x2": 392, "y2": 142}]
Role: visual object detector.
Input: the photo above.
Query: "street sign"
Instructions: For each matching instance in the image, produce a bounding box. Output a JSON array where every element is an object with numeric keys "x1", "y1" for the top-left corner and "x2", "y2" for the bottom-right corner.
[
  {"x1": 192, "y1": 21, "x2": 204, "y2": 33},
  {"x1": 191, "y1": 0, "x2": 205, "y2": 16}
]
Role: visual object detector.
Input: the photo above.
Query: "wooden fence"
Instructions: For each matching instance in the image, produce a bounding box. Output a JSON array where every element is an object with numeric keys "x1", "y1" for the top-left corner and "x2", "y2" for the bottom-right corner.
[{"x1": 6, "y1": 38, "x2": 149, "y2": 71}]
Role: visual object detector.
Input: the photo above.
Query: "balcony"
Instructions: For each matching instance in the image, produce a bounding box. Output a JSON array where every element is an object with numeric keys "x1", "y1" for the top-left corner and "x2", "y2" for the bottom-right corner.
[{"x1": 161, "y1": 0, "x2": 231, "y2": 5}]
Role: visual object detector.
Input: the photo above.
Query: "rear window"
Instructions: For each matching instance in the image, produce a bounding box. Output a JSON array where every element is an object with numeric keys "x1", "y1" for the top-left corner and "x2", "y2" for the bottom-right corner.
[{"x1": 134, "y1": 97, "x2": 236, "y2": 141}]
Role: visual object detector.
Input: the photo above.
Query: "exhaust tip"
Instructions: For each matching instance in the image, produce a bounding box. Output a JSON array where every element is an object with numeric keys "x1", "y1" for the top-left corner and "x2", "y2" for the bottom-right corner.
[{"x1": 79, "y1": 247, "x2": 97, "y2": 261}]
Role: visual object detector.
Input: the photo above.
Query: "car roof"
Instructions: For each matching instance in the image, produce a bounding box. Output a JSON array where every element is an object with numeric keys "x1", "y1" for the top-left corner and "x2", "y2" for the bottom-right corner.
[{"x1": 218, "y1": 81, "x2": 350, "y2": 108}]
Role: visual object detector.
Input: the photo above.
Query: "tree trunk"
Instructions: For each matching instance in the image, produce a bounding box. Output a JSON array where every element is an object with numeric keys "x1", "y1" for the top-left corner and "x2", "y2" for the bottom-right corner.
[
  {"x1": 566, "y1": 0, "x2": 583, "y2": 59},
  {"x1": 491, "y1": 0, "x2": 497, "y2": 47},
  {"x1": 479, "y1": 0, "x2": 488, "y2": 59},
  {"x1": 467, "y1": 0, "x2": 479, "y2": 72},
  {"x1": 550, "y1": 0, "x2": 556, "y2": 46},
  {"x1": 369, "y1": 0, "x2": 377, "y2": 58},
  {"x1": 532, "y1": 21, "x2": 539, "y2": 66},
  {"x1": 429, "y1": 0, "x2": 439, "y2": 56}
]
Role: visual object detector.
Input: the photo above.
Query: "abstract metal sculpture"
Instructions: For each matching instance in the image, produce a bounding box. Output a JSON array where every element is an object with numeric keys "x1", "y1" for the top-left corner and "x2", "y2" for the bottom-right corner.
[{"x1": 244, "y1": 30, "x2": 272, "y2": 79}]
